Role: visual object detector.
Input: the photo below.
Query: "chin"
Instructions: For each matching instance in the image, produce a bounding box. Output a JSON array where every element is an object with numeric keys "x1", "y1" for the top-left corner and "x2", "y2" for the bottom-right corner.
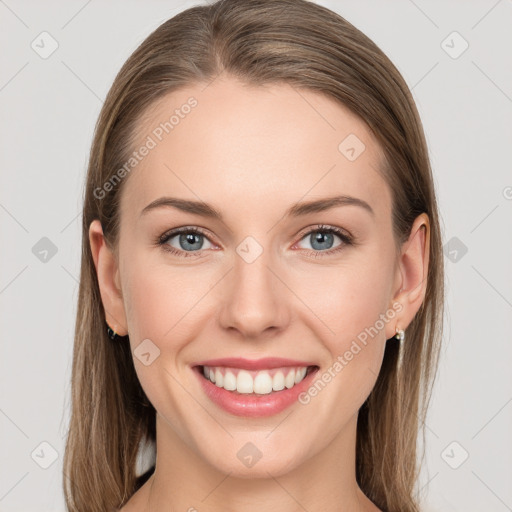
[{"x1": 201, "y1": 445, "x2": 304, "y2": 479}]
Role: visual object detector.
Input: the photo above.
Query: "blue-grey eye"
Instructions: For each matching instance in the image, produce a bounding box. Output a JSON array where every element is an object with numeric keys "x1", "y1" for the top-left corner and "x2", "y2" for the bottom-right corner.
[
  {"x1": 167, "y1": 231, "x2": 214, "y2": 252},
  {"x1": 298, "y1": 230, "x2": 343, "y2": 251}
]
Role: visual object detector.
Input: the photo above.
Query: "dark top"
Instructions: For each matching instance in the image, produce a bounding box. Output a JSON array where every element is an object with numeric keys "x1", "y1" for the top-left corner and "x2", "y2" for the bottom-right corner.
[{"x1": 135, "y1": 465, "x2": 155, "y2": 489}]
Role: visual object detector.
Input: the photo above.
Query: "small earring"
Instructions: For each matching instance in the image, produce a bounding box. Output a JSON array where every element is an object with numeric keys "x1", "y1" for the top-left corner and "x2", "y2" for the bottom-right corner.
[
  {"x1": 395, "y1": 327, "x2": 405, "y2": 369},
  {"x1": 106, "y1": 323, "x2": 126, "y2": 340}
]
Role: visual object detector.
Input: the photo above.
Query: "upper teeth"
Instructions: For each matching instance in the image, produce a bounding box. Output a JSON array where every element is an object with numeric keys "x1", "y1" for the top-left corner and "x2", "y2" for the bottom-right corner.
[{"x1": 202, "y1": 366, "x2": 309, "y2": 394}]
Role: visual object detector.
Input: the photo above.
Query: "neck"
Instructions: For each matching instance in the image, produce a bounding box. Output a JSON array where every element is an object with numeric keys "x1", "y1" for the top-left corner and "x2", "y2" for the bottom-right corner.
[{"x1": 143, "y1": 412, "x2": 375, "y2": 512}]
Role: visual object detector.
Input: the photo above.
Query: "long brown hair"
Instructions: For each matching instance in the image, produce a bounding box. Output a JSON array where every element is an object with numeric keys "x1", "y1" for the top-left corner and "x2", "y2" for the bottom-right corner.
[{"x1": 63, "y1": 1, "x2": 444, "y2": 510}]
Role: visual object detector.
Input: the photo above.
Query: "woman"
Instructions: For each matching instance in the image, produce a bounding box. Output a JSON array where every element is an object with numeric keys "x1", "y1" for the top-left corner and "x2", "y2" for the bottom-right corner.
[{"x1": 63, "y1": 0, "x2": 444, "y2": 510}]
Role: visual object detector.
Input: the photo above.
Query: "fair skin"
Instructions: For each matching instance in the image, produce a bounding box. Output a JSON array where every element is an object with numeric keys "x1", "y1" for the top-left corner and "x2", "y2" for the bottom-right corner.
[{"x1": 90, "y1": 76, "x2": 429, "y2": 512}]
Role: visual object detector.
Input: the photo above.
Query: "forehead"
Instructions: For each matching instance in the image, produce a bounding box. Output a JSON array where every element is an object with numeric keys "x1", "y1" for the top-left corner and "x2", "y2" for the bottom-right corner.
[{"x1": 120, "y1": 76, "x2": 390, "y2": 224}]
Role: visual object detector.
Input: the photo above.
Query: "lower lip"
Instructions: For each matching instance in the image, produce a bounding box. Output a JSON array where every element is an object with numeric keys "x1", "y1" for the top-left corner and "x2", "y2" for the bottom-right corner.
[{"x1": 193, "y1": 365, "x2": 319, "y2": 418}]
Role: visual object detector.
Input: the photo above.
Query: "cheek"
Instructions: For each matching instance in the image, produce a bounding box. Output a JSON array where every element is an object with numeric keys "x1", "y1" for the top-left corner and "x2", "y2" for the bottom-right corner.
[
  {"x1": 297, "y1": 254, "x2": 393, "y2": 373},
  {"x1": 122, "y1": 254, "x2": 208, "y2": 340},
  {"x1": 308, "y1": 262, "x2": 391, "y2": 333},
  {"x1": 120, "y1": 258, "x2": 204, "y2": 419},
  {"x1": 291, "y1": 266, "x2": 392, "y2": 433}
]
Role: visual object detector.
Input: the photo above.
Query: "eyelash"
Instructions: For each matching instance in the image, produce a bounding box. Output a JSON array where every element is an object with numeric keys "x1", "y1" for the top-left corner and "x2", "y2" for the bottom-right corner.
[{"x1": 156, "y1": 224, "x2": 354, "y2": 259}]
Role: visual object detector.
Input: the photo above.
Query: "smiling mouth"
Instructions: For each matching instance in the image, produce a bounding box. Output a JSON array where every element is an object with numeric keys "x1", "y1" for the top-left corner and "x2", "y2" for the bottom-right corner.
[{"x1": 194, "y1": 364, "x2": 319, "y2": 395}]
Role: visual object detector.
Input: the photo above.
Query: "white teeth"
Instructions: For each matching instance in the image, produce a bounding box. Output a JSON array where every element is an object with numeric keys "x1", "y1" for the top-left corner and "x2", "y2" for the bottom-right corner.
[
  {"x1": 201, "y1": 365, "x2": 311, "y2": 394},
  {"x1": 214, "y1": 368, "x2": 223, "y2": 387},
  {"x1": 285, "y1": 369, "x2": 296, "y2": 389},
  {"x1": 272, "y1": 371, "x2": 285, "y2": 391},
  {"x1": 295, "y1": 367, "x2": 307, "y2": 383},
  {"x1": 253, "y1": 372, "x2": 273, "y2": 394},
  {"x1": 223, "y1": 370, "x2": 237, "y2": 391},
  {"x1": 237, "y1": 370, "x2": 253, "y2": 393}
]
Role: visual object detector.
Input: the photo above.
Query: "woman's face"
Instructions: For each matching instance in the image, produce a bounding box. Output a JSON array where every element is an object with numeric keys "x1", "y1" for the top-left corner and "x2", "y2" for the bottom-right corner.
[{"x1": 99, "y1": 76, "x2": 411, "y2": 477}]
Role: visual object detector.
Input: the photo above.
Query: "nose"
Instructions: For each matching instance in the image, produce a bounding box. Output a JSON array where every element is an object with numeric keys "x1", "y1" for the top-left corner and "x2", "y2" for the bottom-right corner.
[{"x1": 218, "y1": 247, "x2": 291, "y2": 339}]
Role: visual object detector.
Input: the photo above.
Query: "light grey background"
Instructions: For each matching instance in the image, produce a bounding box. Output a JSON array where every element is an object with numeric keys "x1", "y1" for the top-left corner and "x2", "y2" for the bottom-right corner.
[{"x1": 1, "y1": 0, "x2": 511, "y2": 510}]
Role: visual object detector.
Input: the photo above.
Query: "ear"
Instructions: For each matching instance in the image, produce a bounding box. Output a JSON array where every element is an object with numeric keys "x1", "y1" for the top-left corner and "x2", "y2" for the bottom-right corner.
[
  {"x1": 89, "y1": 219, "x2": 128, "y2": 336},
  {"x1": 386, "y1": 212, "x2": 430, "y2": 338}
]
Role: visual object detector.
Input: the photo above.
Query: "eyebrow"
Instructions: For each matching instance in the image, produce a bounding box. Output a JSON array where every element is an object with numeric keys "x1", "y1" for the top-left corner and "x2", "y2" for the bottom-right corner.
[{"x1": 139, "y1": 194, "x2": 375, "y2": 220}]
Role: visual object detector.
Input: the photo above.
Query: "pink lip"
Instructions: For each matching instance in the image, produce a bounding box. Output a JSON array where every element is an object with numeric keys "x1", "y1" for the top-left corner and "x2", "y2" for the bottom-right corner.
[
  {"x1": 193, "y1": 357, "x2": 316, "y2": 371},
  {"x1": 192, "y1": 364, "x2": 319, "y2": 418}
]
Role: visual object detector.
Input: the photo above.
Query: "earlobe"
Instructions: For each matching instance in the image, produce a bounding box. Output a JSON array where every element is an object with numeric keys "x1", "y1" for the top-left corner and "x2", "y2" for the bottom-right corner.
[{"x1": 88, "y1": 220, "x2": 128, "y2": 336}]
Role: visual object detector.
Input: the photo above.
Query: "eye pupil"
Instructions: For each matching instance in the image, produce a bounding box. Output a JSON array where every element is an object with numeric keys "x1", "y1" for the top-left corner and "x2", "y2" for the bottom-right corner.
[
  {"x1": 180, "y1": 232, "x2": 203, "y2": 251},
  {"x1": 311, "y1": 231, "x2": 334, "y2": 250}
]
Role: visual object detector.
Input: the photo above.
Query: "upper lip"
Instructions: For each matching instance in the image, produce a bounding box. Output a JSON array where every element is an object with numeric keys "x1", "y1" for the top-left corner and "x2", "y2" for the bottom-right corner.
[{"x1": 193, "y1": 357, "x2": 317, "y2": 371}]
